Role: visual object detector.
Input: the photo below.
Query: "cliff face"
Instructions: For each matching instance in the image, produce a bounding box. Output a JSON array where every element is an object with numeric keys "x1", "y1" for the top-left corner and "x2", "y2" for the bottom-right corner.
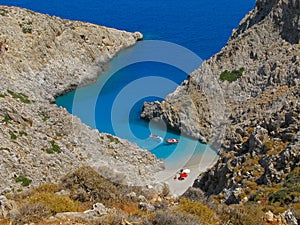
[
  {"x1": 141, "y1": 0, "x2": 300, "y2": 203},
  {"x1": 0, "y1": 6, "x2": 142, "y2": 102},
  {"x1": 0, "y1": 6, "x2": 162, "y2": 194}
]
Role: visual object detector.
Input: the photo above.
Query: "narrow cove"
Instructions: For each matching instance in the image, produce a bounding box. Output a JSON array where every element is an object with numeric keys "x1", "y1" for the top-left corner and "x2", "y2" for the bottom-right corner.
[{"x1": 56, "y1": 41, "x2": 218, "y2": 172}]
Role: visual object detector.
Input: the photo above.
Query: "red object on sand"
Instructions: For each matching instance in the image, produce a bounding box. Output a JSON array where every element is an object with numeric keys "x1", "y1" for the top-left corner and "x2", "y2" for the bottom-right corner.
[
  {"x1": 166, "y1": 138, "x2": 179, "y2": 144},
  {"x1": 179, "y1": 173, "x2": 188, "y2": 179}
]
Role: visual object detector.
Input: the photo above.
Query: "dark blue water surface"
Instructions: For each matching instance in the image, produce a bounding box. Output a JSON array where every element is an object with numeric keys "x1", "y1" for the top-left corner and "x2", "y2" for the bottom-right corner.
[
  {"x1": 3, "y1": 0, "x2": 254, "y2": 59},
  {"x1": 3, "y1": 0, "x2": 255, "y2": 161}
]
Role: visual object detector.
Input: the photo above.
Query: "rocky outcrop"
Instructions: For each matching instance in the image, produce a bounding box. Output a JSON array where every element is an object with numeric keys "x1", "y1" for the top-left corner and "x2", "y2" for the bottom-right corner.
[
  {"x1": 0, "y1": 5, "x2": 163, "y2": 194},
  {"x1": 0, "y1": 6, "x2": 143, "y2": 102},
  {"x1": 141, "y1": 0, "x2": 300, "y2": 203},
  {"x1": 264, "y1": 209, "x2": 298, "y2": 225}
]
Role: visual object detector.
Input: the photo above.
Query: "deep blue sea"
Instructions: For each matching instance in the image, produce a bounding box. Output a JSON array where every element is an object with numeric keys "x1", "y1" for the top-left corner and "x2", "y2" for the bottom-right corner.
[{"x1": 3, "y1": 0, "x2": 255, "y2": 165}]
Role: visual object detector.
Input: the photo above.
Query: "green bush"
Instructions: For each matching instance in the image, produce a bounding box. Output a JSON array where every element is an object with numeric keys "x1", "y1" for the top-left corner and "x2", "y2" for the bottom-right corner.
[
  {"x1": 9, "y1": 130, "x2": 17, "y2": 140},
  {"x1": 268, "y1": 168, "x2": 300, "y2": 206},
  {"x1": 0, "y1": 8, "x2": 8, "y2": 16},
  {"x1": 220, "y1": 67, "x2": 244, "y2": 82},
  {"x1": 50, "y1": 140, "x2": 61, "y2": 153},
  {"x1": 18, "y1": 20, "x2": 33, "y2": 34},
  {"x1": 15, "y1": 176, "x2": 32, "y2": 187},
  {"x1": 22, "y1": 27, "x2": 32, "y2": 34},
  {"x1": 39, "y1": 111, "x2": 50, "y2": 122},
  {"x1": 1, "y1": 115, "x2": 11, "y2": 124},
  {"x1": 42, "y1": 140, "x2": 62, "y2": 154},
  {"x1": 0, "y1": 93, "x2": 7, "y2": 98},
  {"x1": 19, "y1": 131, "x2": 27, "y2": 136},
  {"x1": 269, "y1": 184, "x2": 300, "y2": 205},
  {"x1": 7, "y1": 89, "x2": 31, "y2": 103}
]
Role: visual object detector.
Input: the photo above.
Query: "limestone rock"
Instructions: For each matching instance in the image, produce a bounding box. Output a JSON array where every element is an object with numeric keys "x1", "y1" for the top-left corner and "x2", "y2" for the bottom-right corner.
[
  {"x1": 84, "y1": 203, "x2": 109, "y2": 217},
  {"x1": 0, "y1": 195, "x2": 15, "y2": 218},
  {"x1": 138, "y1": 202, "x2": 155, "y2": 212},
  {"x1": 264, "y1": 210, "x2": 298, "y2": 225},
  {"x1": 141, "y1": 0, "x2": 300, "y2": 203},
  {"x1": 0, "y1": 5, "x2": 163, "y2": 194}
]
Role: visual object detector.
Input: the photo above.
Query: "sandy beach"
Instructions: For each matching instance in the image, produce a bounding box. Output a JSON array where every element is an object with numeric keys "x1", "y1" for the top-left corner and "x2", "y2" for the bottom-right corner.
[{"x1": 156, "y1": 146, "x2": 218, "y2": 196}]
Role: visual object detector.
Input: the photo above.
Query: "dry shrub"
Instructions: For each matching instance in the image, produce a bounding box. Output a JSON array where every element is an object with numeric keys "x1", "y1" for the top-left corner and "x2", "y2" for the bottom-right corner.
[
  {"x1": 178, "y1": 198, "x2": 218, "y2": 225},
  {"x1": 116, "y1": 203, "x2": 139, "y2": 215},
  {"x1": 218, "y1": 203, "x2": 265, "y2": 225},
  {"x1": 6, "y1": 183, "x2": 58, "y2": 202},
  {"x1": 37, "y1": 216, "x2": 103, "y2": 225},
  {"x1": 0, "y1": 217, "x2": 9, "y2": 225},
  {"x1": 152, "y1": 210, "x2": 201, "y2": 225},
  {"x1": 181, "y1": 187, "x2": 207, "y2": 202},
  {"x1": 60, "y1": 166, "x2": 120, "y2": 207},
  {"x1": 292, "y1": 203, "x2": 300, "y2": 221},
  {"x1": 28, "y1": 192, "x2": 83, "y2": 213},
  {"x1": 11, "y1": 203, "x2": 51, "y2": 225},
  {"x1": 34, "y1": 183, "x2": 58, "y2": 193}
]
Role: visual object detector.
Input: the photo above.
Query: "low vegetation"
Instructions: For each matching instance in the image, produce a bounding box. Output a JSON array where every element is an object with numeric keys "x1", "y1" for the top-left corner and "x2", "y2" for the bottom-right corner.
[
  {"x1": 0, "y1": 8, "x2": 8, "y2": 16},
  {"x1": 11, "y1": 203, "x2": 51, "y2": 225},
  {"x1": 1, "y1": 115, "x2": 11, "y2": 124},
  {"x1": 28, "y1": 193, "x2": 83, "y2": 213},
  {"x1": 0, "y1": 93, "x2": 7, "y2": 98},
  {"x1": 18, "y1": 20, "x2": 33, "y2": 34},
  {"x1": 217, "y1": 203, "x2": 265, "y2": 225},
  {"x1": 42, "y1": 140, "x2": 62, "y2": 154},
  {"x1": 152, "y1": 210, "x2": 201, "y2": 225},
  {"x1": 177, "y1": 198, "x2": 218, "y2": 225},
  {"x1": 106, "y1": 134, "x2": 121, "y2": 144},
  {"x1": 7, "y1": 89, "x2": 32, "y2": 104},
  {"x1": 4, "y1": 166, "x2": 299, "y2": 225},
  {"x1": 220, "y1": 67, "x2": 245, "y2": 82},
  {"x1": 39, "y1": 111, "x2": 50, "y2": 122},
  {"x1": 8, "y1": 130, "x2": 17, "y2": 140},
  {"x1": 60, "y1": 166, "x2": 120, "y2": 207},
  {"x1": 15, "y1": 175, "x2": 32, "y2": 187}
]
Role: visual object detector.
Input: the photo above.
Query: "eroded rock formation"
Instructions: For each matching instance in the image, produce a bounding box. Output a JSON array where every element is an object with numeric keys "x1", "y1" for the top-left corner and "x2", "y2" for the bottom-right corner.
[
  {"x1": 0, "y1": 5, "x2": 163, "y2": 194},
  {"x1": 141, "y1": 0, "x2": 300, "y2": 203}
]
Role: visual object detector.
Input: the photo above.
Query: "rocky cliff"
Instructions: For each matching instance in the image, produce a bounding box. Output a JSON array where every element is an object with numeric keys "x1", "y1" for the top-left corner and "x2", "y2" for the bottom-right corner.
[
  {"x1": 141, "y1": 0, "x2": 300, "y2": 204},
  {"x1": 0, "y1": 5, "x2": 162, "y2": 194}
]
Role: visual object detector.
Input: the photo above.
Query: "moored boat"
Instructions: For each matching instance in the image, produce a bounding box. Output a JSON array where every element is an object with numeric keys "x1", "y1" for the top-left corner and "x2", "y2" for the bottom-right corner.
[{"x1": 166, "y1": 138, "x2": 179, "y2": 144}]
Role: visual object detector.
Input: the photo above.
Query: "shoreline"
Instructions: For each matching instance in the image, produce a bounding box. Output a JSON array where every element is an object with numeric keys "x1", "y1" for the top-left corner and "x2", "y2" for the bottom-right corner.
[
  {"x1": 157, "y1": 145, "x2": 218, "y2": 196},
  {"x1": 0, "y1": 5, "x2": 164, "y2": 193}
]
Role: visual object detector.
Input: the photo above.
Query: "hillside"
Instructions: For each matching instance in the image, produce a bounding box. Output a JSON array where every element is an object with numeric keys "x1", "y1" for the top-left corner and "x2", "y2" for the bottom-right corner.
[
  {"x1": 142, "y1": 0, "x2": 300, "y2": 215},
  {"x1": 0, "y1": 1, "x2": 299, "y2": 224},
  {"x1": 0, "y1": 5, "x2": 163, "y2": 194}
]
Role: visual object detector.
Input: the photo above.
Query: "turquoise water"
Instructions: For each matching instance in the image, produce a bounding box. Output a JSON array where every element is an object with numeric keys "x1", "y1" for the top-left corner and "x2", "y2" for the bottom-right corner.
[
  {"x1": 4, "y1": 0, "x2": 255, "y2": 162},
  {"x1": 55, "y1": 41, "x2": 205, "y2": 159}
]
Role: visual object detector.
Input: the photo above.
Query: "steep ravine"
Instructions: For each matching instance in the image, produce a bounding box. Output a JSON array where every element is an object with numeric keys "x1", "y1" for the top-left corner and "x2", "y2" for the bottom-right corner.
[
  {"x1": 142, "y1": 0, "x2": 300, "y2": 205},
  {"x1": 0, "y1": 5, "x2": 163, "y2": 194}
]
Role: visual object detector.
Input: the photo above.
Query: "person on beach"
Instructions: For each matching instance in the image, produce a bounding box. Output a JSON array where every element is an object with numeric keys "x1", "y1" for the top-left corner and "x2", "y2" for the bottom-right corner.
[
  {"x1": 174, "y1": 169, "x2": 188, "y2": 181},
  {"x1": 179, "y1": 172, "x2": 188, "y2": 180},
  {"x1": 174, "y1": 169, "x2": 190, "y2": 180}
]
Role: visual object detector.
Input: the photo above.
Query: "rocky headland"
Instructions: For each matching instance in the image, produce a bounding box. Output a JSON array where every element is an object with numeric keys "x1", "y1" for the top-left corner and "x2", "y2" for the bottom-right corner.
[
  {"x1": 0, "y1": 1, "x2": 299, "y2": 224},
  {"x1": 142, "y1": 0, "x2": 300, "y2": 213},
  {"x1": 0, "y1": 5, "x2": 163, "y2": 195}
]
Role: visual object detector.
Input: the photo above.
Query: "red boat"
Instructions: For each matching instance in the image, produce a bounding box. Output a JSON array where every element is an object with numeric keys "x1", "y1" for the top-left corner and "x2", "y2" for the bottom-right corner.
[{"x1": 166, "y1": 138, "x2": 179, "y2": 144}]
